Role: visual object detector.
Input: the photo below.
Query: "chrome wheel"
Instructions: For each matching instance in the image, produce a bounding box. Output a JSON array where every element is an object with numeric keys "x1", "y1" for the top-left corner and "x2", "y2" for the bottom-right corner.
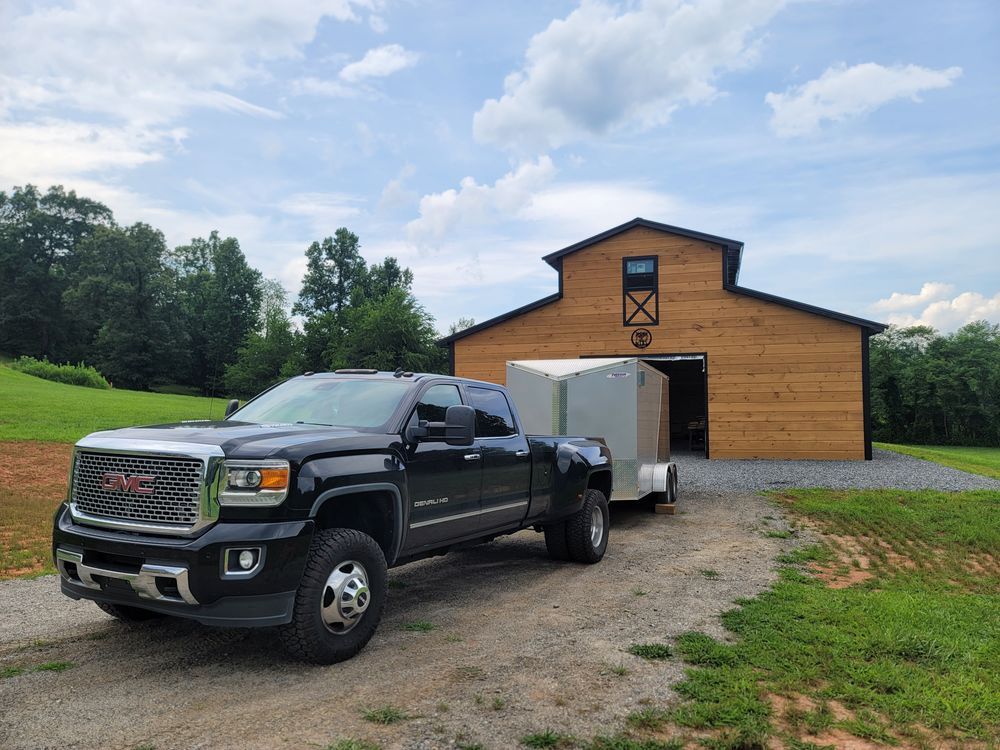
[
  {"x1": 590, "y1": 505, "x2": 604, "y2": 548},
  {"x1": 321, "y1": 560, "x2": 370, "y2": 634}
]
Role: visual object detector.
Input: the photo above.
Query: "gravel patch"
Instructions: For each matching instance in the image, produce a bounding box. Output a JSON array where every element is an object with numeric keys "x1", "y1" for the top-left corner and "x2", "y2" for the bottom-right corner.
[
  {"x1": 0, "y1": 493, "x2": 798, "y2": 750},
  {"x1": 674, "y1": 447, "x2": 1000, "y2": 494}
]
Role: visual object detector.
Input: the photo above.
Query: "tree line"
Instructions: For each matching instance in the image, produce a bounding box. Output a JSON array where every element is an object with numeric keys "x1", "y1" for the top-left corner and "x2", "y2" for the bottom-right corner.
[
  {"x1": 0, "y1": 185, "x2": 449, "y2": 398},
  {"x1": 870, "y1": 322, "x2": 1000, "y2": 447}
]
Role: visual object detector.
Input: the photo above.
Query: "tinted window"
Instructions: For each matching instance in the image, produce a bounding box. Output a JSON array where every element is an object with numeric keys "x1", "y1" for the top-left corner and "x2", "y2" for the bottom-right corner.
[
  {"x1": 233, "y1": 378, "x2": 411, "y2": 429},
  {"x1": 468, "y1": 386, "x2": 517, "y2": 437},
  {"x1": 414, "y1": 384, "x2": 462, "y2": 422}
]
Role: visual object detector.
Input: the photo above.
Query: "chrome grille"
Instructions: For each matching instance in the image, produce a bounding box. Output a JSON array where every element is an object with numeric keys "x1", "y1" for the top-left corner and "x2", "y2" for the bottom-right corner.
[{"x1": 72, "y1": 452, "x2": 203, "y2": 526}]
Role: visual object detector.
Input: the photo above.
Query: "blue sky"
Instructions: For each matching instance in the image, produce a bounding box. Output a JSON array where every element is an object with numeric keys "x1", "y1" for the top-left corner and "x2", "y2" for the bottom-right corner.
[{"x1": 1, "y1": 0, "x2": 997, "y2": 333}]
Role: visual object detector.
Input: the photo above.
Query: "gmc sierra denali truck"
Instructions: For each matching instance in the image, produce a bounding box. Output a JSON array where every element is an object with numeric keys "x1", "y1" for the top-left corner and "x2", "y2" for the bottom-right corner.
[{"x1": 53, "y1": 370, "x2": 613, "y2": 663}]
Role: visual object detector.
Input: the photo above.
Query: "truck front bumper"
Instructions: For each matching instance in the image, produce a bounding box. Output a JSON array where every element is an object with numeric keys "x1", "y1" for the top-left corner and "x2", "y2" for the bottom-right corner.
[{"x1": 53, "y1": 504, "x2": 314, "y2": 627}]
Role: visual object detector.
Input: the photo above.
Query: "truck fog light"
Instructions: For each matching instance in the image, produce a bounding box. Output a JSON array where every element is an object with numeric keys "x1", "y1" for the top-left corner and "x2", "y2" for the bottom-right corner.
[{"x1": 223, "y1": 547, "x2": 263, "y2": 577}]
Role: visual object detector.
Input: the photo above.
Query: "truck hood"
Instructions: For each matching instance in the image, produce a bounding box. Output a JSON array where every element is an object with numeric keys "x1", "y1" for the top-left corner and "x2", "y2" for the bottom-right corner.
[{"x1": 77, "y1": 421, "x2": 398, "y2": 461}]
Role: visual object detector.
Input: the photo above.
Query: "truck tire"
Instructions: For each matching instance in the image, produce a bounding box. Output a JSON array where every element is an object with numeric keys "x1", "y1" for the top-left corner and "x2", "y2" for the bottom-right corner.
[
  {"x1": 279, "y1": 528, "x2": 387, "y2": 664},
  {"x1": 543, "y1": 521, "x2": 572, "y2": 561},
  {"x1": 565, "y1": 488, "x2": 610, "y2": 564},
  {"x1": 95, "y1": 602, "x2": 164, "y2": 622}
]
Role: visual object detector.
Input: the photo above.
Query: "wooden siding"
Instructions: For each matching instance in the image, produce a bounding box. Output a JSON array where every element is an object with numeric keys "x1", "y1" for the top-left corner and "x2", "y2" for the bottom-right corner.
[{"x1": 452, "y1": 226, "x2": 866, "y2": 460}]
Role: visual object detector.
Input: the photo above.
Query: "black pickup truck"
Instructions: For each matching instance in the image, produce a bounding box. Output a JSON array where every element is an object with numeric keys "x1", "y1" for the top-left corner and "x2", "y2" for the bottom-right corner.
[{"x1": 53, "y1": 370, "x2": 613, "y2": 663}]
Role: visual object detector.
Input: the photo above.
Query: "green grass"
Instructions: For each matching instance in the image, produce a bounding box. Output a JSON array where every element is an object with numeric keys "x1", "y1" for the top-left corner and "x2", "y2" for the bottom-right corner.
[
  {"x1": 361, "y1": 706, "x2": 409, "y2": 725},
  {"x1": 402, "y1": 620, "x2": 435, "y2": 632},
  {"x1": 0, "y1": 365, "x2": 225, "y2": 443},
  {"x1": 668, "y1": 489, "x2": 1000, "y2": 748},
  {"x1": 2, "y1": 661, "x2": 75, "y2": 678},
  {"x1": 877, "y1": 442, "x2": 1000, "y2": 480},
  {"x1": 627, "y1": 643, "x2": 672, "y2": 660}
]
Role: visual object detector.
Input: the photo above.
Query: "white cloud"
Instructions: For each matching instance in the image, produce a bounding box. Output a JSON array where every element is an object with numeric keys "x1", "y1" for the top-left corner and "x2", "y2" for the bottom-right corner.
[
  {"x1": 878, "y1": 287, "x2": 1000, "y2": 331},
  {"x1": 0, "y1": 0, "x2": 376, "y2": 123},
  {"x1": 0, "y1": 120, "x2": 185, "y2": 186},
  {"x1": 406, "y1": 156, "x2": 557, "y2": 243},
  {"x1": 290, "y1": 77, "x2": 357, "y2": 98},
  {"x1": 378, "y1": 164, "x2": 418, "y2": 212},
  {"x1": 339, "y1": 44, "x2": 420, "y2": 83},
  {"x1": 870, "y1": 282, "x2": 956, "y2": 312},
  {"x1": 473, "y1": 0, "x2": 786, "y2": 151},
  {"x1": 766, "y1": 62, "x2": 962, "y2": 137}
]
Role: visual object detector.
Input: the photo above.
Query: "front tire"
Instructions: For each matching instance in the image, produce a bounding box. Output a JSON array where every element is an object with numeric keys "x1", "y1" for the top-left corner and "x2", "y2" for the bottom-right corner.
[
  {"x1": 279, "y1": 528, "x2": 387, "y2": 664},
  {"x1": 565, "y1": 489, "x2": 610, "y2": 564}
]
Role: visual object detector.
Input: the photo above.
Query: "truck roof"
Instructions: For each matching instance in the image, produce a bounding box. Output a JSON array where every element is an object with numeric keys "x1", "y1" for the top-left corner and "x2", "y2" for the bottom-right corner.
[{"x1": 295, "y1": 371, "x2": 502, "y2": 388}]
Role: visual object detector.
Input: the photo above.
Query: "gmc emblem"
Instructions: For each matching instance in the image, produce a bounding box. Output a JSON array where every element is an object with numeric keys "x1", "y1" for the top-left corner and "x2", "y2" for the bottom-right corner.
[{"x1": 100, "y1": 472, "x2": 156, "y2": 495}]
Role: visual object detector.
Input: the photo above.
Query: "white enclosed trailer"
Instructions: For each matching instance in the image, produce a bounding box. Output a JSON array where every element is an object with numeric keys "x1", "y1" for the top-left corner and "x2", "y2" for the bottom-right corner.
[{"x1": 506, "y1": 358, "x2": 678, "y2": 503}]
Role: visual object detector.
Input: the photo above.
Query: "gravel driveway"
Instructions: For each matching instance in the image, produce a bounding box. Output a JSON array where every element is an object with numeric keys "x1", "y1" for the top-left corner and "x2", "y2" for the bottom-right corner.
[
  {"x1": 674, "y1": 447, "x2": 1000, "y2": 494},
  {"x1": 0, "y1": 493, "x2": 799, "y2": 750}
]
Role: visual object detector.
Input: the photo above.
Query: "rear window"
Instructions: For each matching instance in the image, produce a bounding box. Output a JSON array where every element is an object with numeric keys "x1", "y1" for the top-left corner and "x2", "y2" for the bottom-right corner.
[{"x1": 468, "y1": 386, "x2": 517, "y2": 437}]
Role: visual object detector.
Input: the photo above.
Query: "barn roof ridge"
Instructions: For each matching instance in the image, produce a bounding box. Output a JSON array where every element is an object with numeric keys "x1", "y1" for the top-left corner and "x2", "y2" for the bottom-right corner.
[
  {"x1": 541, "y1": 217, "x2": 745, "y2": 285},
  {"x1": 438, "y1": 218, "x2": 886, "y2": 345}
]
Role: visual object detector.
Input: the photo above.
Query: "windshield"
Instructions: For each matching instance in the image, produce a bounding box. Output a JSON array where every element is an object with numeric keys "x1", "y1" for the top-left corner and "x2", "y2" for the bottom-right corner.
[{"x1": 232, "y1": 378, "x2": 412, "y2": 429}]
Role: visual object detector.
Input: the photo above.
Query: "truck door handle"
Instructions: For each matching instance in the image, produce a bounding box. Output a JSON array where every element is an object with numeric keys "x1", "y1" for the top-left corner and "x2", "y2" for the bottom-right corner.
[
  {"x1": 515, "y1": 450, "x2": 529, "y2": 457},
  {"x1": 464, "y1": 453, "x2": 481, "y2": 461}
]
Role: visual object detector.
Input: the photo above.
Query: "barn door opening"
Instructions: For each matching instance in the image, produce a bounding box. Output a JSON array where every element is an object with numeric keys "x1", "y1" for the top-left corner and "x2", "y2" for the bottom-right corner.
[{"x1": 641, "y1": 355, "x2": 708, "y2": 458}]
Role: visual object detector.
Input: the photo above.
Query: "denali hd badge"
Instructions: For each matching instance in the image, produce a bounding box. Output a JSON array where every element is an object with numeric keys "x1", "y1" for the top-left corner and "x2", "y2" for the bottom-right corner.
[
  {"x1": 413, "y1": 496, "x2": 448, "y2": 508},
  {"x1": 100, "y1": 472, "x2": 156, "y2": 495}
]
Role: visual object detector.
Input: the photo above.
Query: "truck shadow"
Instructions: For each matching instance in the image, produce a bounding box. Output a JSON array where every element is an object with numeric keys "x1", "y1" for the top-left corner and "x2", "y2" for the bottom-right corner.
[{"x1": 45, "y1": 500, "x2": 666, "y2": 671}]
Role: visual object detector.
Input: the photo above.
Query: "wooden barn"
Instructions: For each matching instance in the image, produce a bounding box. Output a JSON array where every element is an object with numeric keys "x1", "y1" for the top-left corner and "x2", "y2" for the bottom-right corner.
[{"x1": 441, "y1": 218, "x2": 887, "y2": 460}]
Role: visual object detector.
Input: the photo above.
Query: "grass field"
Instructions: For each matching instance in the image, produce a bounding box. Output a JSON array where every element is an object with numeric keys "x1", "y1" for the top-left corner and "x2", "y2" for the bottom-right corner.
[
  {"x1": 0, "y1": 365, "x2": 223, "y2": 443},
  {"x1": 877, "y1": 442, "x2": 1000, "y2": 480},
  {"x1": 627, "y1": 488, "x2": 1000, "y2": 749}
]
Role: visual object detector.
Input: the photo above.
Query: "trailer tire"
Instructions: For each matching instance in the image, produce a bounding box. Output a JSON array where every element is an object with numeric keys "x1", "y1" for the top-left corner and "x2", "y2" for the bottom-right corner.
[
  {"x1": 543, "y1": 521, "x2": 572, "y2": 561},
  {"x1": 565, "y1": 489, "x2": 609, "y2": 564}
]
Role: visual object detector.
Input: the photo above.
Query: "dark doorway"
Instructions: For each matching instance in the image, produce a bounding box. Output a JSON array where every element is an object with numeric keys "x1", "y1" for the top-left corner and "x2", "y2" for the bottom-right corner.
[{"x1": 642, "y1": 355, "x2": 708, "y2": 458}]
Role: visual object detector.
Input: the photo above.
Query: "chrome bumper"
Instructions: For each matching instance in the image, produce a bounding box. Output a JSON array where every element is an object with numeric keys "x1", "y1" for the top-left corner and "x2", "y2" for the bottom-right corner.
[{"x1": 55, "y1": 548, "x2": 198, "y2": 606}]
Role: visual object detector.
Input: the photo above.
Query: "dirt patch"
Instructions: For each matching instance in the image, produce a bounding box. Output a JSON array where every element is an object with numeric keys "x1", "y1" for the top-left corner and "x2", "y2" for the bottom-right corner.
[
  {"x1": 0, "y1": 441, "x2": 73, "y2": 578},
  {"x1": 770, "y1": 693, "x2": 916, "y2": 750},
  {"x1": 809, "y1": 534, "x2": 875, "y2": 589},
  {"x1": 0, "y1": 441, "x2": 73, "y2": 493},
  {"x1": 0, "y1": 492, "x2": 801, "y2": 750}
]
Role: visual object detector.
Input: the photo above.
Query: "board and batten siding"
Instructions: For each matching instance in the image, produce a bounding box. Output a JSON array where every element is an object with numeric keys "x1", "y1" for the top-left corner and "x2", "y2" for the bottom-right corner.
[{"x1": 452, "y1": 226, "x2": 866, "y2": 460}]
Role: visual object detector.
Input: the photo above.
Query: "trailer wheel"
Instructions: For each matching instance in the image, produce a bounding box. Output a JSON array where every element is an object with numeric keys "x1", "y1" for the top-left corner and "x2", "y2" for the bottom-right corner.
[
  {"x1": 543, "y1": 521, "x2": 572, "y2": 561},
  {"x1": 565, "y1": 489, "x2": 610, "y2": 564}
]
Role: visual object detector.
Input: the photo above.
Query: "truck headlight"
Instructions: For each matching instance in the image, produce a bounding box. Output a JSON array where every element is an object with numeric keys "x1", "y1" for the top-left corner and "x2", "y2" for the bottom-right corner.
[{"x1": 220, "y1": 460, "x2": 290, "y2": 506}]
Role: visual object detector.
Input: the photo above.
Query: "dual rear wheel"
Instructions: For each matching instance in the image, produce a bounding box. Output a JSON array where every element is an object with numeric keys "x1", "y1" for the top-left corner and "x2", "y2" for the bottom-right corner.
[{"x1": 543, "y1": 488, "x2": 610, "y2": 564}]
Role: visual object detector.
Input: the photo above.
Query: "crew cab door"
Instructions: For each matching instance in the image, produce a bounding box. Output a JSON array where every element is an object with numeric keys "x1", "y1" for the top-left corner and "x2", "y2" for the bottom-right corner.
[
  {"x1": 402, "y1": 383, "x2": 483, "y2": 551},
  {"x1": 466, "y1": 385, "x2": 532, "y2": 530}
]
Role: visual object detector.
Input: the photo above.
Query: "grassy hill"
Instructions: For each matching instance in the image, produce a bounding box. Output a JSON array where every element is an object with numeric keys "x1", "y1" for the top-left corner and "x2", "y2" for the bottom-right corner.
[{"x1": 0, "y1": 366, "x2": 225, "y2": 444}]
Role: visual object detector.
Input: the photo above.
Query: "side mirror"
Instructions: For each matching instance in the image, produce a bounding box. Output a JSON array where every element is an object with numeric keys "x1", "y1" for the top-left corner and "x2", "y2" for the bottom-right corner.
[
  {"x1": 224, "y1": 399, "x2": 240, "y2": 418},
  {"x1": 441, "y1": 404, "x2": 475, "y2": 446},
  {"x1": 407, "y1": 405, "x2": 476, "y2": 447}
]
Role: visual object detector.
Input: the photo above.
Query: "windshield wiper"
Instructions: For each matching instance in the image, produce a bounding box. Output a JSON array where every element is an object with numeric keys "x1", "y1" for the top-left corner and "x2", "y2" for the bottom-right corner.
[{"x1": 294, "y1": 421, "x2": 334, "y2": 427}]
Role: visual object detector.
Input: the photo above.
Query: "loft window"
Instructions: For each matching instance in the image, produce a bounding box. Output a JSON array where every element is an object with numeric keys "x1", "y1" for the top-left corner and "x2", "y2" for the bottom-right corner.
[{"x1": 622, "y1": 255, "x2": 658, "y2": 326}]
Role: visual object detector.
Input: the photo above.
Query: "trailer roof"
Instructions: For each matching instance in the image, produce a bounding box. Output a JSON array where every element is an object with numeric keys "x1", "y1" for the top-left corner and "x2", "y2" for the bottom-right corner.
[{"x1": 507, "y1": 357, "x2": 641, "y2": 379}]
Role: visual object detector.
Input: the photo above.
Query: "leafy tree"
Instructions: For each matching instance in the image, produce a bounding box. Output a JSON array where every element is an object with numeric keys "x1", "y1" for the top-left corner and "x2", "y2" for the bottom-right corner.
[
  {"x1": 169, "y1": 232, "x2": 263, "y2": 393},
  {"x1": 0, "y1": 185, "x2": 113, "y2": 359},
  {"x1": 62, "y1": 223, "x2": 179, "y2": 389},
  {"x1": 292, "y1": 229, "x2": 368, "y2": 372},
  {"x1": 448, "y1": 317, "x2": 476, "y2": 336},
  {"x1": 331, "y1": 287, "x2": 447, "y2": 373},
  {"x1": 870, "y1": 322, "x2": 1000, "y2": 446},
  {"x1": 224, "y1": 280, "x2": 297, "y2": 399}
]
